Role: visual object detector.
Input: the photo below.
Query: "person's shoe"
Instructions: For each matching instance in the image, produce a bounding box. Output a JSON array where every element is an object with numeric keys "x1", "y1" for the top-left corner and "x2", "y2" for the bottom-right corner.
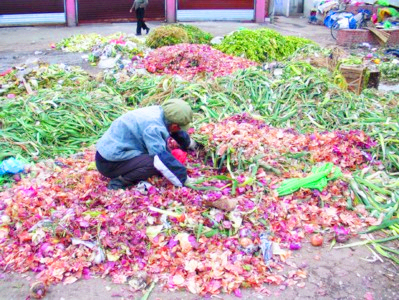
[
  {"x1": 146, "y1": 28, "x2": 150, "y2": 35},
  {"x1": 107, "y1": 176, "x2": 128, "y2": 190},
  {"x1": 136, "y1": 33, "x2": 142, "y2": 36}
]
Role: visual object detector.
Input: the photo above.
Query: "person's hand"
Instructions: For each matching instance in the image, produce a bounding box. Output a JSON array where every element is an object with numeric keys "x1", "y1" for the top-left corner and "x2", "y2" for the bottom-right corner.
[
  {"x1": 129, "y1": 9, "x2": 133, "y2": 13},
  {"x1": 187, "y1": 138, "x2": 203, "y2": 151},
  {"x1": 184, "y1": 176, "x2": 197, "y2": 186}
]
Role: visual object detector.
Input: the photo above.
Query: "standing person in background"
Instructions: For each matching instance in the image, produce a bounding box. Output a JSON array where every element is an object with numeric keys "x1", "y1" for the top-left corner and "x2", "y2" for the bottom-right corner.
[{"x1": 130, "y1": 0, "x2": 150, "y2": 36}]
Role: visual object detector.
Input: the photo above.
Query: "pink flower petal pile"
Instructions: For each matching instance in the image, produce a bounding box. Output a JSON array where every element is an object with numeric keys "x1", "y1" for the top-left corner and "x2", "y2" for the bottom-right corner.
[{"x1": 143, "y1": 44, "x2": 258, "y2": 79}]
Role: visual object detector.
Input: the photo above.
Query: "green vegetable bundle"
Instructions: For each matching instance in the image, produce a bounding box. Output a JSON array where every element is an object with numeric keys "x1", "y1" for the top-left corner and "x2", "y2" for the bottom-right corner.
[
  {"x1": 214, "y1": 28, "x2": 316, "y2": 62},
  {"x1": 277, "y1": 163, "x2": 342, "y2": 196}
]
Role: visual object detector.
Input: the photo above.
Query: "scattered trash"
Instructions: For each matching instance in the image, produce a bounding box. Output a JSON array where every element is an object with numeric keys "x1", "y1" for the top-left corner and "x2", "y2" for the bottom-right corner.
[
  {"x1": 310, "y1": 234, "x2": 324, "y2": 247},
  {"x1": 97, "y1": 54, "x2": 122, "y2": 69},
  {"x1": 140, "y1": 281, "x2": 156, "y2": 300},
  {"x1": 204, "y1": 197, "x2": 238, "y2": 212},
  {"x1": 289, "y1": 243, "x2": 302, "y2": 250},
  {"x1": 146, "y1": 225, "x2": 164, "y2": 239},
  {"x1": 128, "y1": 271, "x2": 148, "y2": 291},
  {"x1": 259, "y1": 233, "x2": 273, "y2": 264},
  {"x1": 334, "y1": 226, "x2": 351, "y2": 243},
  {"x1": 211, "y1": 36, "x2": 224, "y2": 45},
  {"x1": 335, "y1": 234, "x2": 350, "y2": 243},
  {"x1": 30, "y1": 281, "x2": 47, "y2": 299},
  {"x1": 71, "y1": 238, "x2": 105, "y2": 264},
  {"x1": 361, "y1": 42, "x2": 372, "y2": 50},
  {"x1": 137, "y1": 181, "x2": 153, "y2": 195},
  {"x1": 277, "y1": 163, "x2": 342, "y2": 196},
  {"x1": 238, "y1": 237, "x2": 259, "y2": 255},
  {"x1": 0, "y1": 158, "x2": 25, "y2": 175}
]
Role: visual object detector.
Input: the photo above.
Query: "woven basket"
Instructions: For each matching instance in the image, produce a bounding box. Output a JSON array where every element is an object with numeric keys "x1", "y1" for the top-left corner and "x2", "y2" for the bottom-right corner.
[{"x1": 339, "y1": 65, "x2": 366, "y2": 95}]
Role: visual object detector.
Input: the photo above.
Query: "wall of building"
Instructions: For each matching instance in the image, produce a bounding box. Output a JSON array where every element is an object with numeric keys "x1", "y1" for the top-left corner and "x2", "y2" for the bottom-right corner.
[
  {"x1": 303, "y1": 0, "x2": 313, "y2": 19},
  {"x1": 337, "y1": 29, "x2": 399, "y2": 47}
]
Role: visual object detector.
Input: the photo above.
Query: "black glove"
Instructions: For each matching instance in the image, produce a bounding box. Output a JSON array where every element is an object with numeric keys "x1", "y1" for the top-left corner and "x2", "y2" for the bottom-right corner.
[
  {"x1": 170, "y1": 131, "x2": 191, "y2": 150},
  {"x1": 170, "y1": 131, "x2": 203, "y2": 151},
  {"x1": 187, "y1": 138, "x2": 203, "y2": 150}
]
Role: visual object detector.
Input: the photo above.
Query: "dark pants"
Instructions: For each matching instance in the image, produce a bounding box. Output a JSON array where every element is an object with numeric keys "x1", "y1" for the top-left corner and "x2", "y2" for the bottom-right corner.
[
  {"x1": 136, "y1": 8, "x2": 148, "y2": 35},
  {"x1": 95, "y1": 151, "x2": 160, "y2": 185}
]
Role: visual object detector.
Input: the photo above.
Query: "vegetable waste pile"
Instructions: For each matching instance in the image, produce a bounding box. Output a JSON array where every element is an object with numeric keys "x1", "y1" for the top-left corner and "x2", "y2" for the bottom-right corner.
[
  {"x1": 143, "y1": 44, "x2": 258, "y2": 79},
  {"x1": 0, "y1": 26, "x2": 399, "y2": 297},
  {"x1": 0, "y1": 128, "x2": 387, "y2": 295},
  {"x1": 56, "y1": 33, "x2": 145, "y2": 67},
  {"x1": 0, "y1": 63, "x2": 126, "y2": 160},
  {"x1": 214, "y1": 28, "x2": 315, "y2": 63},
  {"x1": 145, "y1": 24, "x2": 214, "y2": 49}
]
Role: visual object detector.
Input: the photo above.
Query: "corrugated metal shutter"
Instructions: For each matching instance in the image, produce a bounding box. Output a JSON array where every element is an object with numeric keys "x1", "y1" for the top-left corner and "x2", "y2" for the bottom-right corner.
[
  {"x1": 177, "y1": 10, "x2": 254, "y2": 21},
  {"x1": 0, "y1": 0, "x2": 65, "y2": 26},
  {"x1": 177, "y1": 0, "x2": 254, "y2": 21},
  {"x1": 77, "y1": 0, "x2": 165, "y2": 23},
  {"x1": 0, "y1": 0, "x2": 64, "y2": 14},
  {"x1": 178, "y1": 0, "x2": 253, "y2": 9}
]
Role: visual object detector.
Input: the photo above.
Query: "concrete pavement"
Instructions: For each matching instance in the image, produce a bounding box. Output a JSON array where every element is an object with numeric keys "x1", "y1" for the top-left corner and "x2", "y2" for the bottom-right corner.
[
  {"x1": 0, "y1": 16, "x2": 336, "y2": 72},
  {"x1": 0, "y1": 16, "x2": 335, "y2": 53}
]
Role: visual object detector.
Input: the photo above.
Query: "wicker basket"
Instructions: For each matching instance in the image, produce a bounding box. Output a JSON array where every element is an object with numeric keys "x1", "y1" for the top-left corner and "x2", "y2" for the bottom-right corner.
[
  {"x1": 339, "y1": 65, "x2": 366, "y2": 95},
  {"x1": 328, "y1": 47, "x2": 347, "y2": 72}
]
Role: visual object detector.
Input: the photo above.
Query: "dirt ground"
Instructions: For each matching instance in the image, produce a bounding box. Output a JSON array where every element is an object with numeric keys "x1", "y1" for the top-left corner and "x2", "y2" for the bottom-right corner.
[
  {"x1": 0, "y1": 17, "x2": 398, "y2": 300},
  {"x1": 0, "y1": 242, "x2": 398, "y2": 300}
]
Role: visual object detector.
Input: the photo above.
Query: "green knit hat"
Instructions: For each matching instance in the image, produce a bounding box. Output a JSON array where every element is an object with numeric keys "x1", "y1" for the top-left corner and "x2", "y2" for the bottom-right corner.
[{"x1": 162, "y1": 99, "x2": 193, "y2": 131}]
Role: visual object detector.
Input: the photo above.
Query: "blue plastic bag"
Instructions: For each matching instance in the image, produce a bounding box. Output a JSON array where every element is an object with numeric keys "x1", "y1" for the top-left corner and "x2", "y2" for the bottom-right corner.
[
  {"x1": 0, "y1": 158, "x2": 25, "y2": 175},
  {"x1": 349, "y1": 17, "x2": 358, "y2": 29},
  {"x1": 323, "y1": 11, "x2": 336, "y2": 28},
  {"x1": 259, "y1": 232, "x2": 273, "y2": 264}
]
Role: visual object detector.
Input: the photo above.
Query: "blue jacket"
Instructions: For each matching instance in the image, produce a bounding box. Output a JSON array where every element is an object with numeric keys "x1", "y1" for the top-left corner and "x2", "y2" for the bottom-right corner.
[
  {"x1": 96, "y1": 106, "x2": 169, "y2": 161},
  {"x1": 96, "y1": 106, "x2": 189, "y2": 186}
]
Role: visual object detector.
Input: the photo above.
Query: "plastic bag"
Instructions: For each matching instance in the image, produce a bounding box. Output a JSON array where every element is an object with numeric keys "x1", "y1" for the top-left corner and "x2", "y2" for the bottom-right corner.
[
  {"x1": 259, "y1": 232, "x2": 273, "y2": 264},
  {"x1": 0, "y1": 157, "x2": 25, "y2": 175},
  {"x1": 337, "y1": 18, "x2": 350, "y2": 29},
  {"x1": 137, "y1": 181, "x2": 153, "y2": 195},
  {"x1": 277, "y1": 163, "x2": 342, "y2": 196},
  {"x1": 384, "y1": 20, "x2": 392, "y2": 29},
  {"x1": 349, "y1": 12, "x2": 364, "y2": 29},
  {"x1": 171, "y1": 149, "x2": 188, "y2": 164}
]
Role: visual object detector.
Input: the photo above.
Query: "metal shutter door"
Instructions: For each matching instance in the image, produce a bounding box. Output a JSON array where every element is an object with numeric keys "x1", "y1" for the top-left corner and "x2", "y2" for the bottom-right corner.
[
  {"x1": 0, "y1": 0, "x2": 65, "y2": 25},
  {"x1": 178, "y1": 0, "x2": 253, "y2": 9},
  {"x1": 177, "y1": 0, "x2": 254, "y2": 21},
  {"x1": 77, "y1": 0, "x2": 165, "y2": 23}
]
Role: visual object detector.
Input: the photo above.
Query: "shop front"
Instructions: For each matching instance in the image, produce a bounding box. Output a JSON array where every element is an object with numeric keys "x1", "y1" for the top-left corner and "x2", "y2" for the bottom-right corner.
[{"x1": 0, "y1": 0, "x2": 65, "y2": 26}]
